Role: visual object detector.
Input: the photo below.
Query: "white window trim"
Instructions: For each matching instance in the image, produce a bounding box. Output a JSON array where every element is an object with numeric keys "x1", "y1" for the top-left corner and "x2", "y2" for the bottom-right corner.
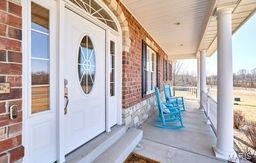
[{"x1": 146, "y1": 46, "x2": 156, "y2": 95}]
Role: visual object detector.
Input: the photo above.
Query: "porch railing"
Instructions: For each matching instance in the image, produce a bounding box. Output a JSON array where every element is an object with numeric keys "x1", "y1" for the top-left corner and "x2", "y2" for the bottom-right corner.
[
  {"x1": 173, "y1": 86, "x2": 198, "y2": 99},
  {"x1": 201, "y1": 91, "x2": 217, "y2": 135}
]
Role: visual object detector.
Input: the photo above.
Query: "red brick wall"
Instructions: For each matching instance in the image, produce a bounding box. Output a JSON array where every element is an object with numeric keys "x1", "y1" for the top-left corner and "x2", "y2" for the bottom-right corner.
[
  {"x1": 118, "y1": 1, "x2": 172, "y2": 109},
  {"x1": 0, "y1": 0, "x2": 24, "y2": 162}
]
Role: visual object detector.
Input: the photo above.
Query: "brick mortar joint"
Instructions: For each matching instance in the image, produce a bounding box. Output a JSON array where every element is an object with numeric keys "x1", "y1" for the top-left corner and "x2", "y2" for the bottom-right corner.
[
  {"x1": 0, "y1": 122, "x2": 22, "y2": 128},
  {"x1": 0, "y1": 144, "x2": 24, "y2": 159},
  {"x1": 0, "y1": 75, "x2": 22, "y2": 77},
  {"x1": 0, "y1": 36, "x2": 22, "y2": 43},
  {"x1": 0, "y1": 61, "x2": 22, "y2": 65},
  {"x1": 1, "y1": 134, "x2": 22, "y2": 143},
  {"x1": 0, "y1": 102, "x2": 22, "y2": 115},
  {"x1": 0, "y1": 99, "x2": 22, "y2": 103},
  {"x1": 8, "y1": 0, "x2": 22, "y2": 6},
  {"x1": 0, "y1": 8, "x2": 22, "y2": 19}
]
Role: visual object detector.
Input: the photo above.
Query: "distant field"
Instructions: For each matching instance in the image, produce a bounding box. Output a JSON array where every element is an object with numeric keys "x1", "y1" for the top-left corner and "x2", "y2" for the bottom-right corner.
[
  {"x1": 210, "y1": 86, "x2": 256, "y2": 122},
  {"x1": 175, "y1": 86, "x2": 256, "y2": 122}
]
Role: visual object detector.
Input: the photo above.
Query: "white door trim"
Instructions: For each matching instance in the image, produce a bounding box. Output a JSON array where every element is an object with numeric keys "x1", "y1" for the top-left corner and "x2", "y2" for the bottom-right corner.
[
  {"x1": 22, "y1": 0, "x2": 123, "y2": 162},
  {"x1": 57, "y1": 1, "x2": 66, "y2": 162},
  {"x1": 21, "y1": 0, "x2": 29, "y2": 161},
  {"x1": 22, "y1": 0, "x2": 58, "y2": 162}
]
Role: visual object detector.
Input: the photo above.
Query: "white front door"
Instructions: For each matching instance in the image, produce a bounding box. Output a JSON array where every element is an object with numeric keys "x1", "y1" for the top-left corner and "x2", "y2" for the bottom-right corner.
[{"x1": 63, "y1": 9, "x2": 106, "y2": 154}]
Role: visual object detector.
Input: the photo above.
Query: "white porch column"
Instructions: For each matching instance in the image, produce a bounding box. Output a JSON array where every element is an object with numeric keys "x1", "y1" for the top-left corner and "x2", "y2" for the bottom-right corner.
[
  {"x1": 200, "y1": 50, "x2": 206, "y2": 110},
  {"x1": 214, "y1": 8, "x2": 236, "y2": 160},
  {"x1": 197, "y1": 58, "x2": 200, "y2": 99}
]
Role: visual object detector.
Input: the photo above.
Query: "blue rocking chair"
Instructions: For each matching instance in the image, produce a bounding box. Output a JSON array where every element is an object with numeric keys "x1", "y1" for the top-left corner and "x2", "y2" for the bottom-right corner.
[
  {"x1": 154, "y1": 87, "x2": 184, "y2": 129},
  {"x1": 164, "y1": 84, "x2": 186, "y2": 111}
]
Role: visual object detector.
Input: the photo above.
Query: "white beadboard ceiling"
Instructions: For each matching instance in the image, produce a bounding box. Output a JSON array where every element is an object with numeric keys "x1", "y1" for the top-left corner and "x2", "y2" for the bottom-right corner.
[{"x1": 121, "y1": 0, "x2": 256, "y2": 59}]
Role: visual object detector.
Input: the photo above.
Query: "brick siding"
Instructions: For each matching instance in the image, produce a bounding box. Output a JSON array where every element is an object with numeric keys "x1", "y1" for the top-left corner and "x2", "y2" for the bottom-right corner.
[
  {"x1": 0, "y1": 0, "x2": 24, "y2": 162},
  {"x1": 117, "y1": 1, "x2": 172, "y2": 109}
]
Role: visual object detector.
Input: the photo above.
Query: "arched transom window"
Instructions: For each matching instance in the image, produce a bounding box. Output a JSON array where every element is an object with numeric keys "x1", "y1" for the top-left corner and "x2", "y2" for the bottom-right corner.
[{"x1": 70, "y1": 0, "x2": 118, "y2": 31}]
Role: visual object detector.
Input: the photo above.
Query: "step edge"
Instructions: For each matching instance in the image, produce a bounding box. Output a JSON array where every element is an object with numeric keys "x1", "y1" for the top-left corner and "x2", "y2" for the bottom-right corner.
[
  {"x1": 115, "y1": 129, "x2": 143, "y2": 163},
  {"x1": 94, "y1": 128, "x2": 143, "y2": 163},
  {"x1": 79, "y1": 126, "x2": 127, "y2": 163},
  {"x1": 67, "y1": 126, "x2": 126, "y2": 163}
]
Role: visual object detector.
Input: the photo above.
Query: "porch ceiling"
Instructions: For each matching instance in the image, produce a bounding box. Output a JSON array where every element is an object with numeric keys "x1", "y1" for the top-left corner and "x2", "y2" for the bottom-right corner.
[{"x1": 120, "y1": 0, "x2": 256, "y2": 60}]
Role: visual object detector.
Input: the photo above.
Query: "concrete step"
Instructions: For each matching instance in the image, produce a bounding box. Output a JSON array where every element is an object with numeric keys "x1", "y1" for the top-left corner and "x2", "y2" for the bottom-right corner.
[
  {"x1": 94, "y1": 128, "x2": 143, "y2": 163},
  {"x1": 65, "y1": 125, "x2": 127, "y2": 163}
]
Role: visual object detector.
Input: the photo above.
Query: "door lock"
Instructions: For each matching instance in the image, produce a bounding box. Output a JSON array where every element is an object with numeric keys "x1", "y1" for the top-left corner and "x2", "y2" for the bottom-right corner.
[{"x1": 10, "y1": 105, "x2": 18, "y2": 120}]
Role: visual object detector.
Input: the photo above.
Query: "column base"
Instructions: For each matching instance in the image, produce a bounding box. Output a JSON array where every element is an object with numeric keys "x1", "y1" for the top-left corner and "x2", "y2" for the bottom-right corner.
[{"x1": 212, "y1": 145, "x2": 239, "y2": 163}]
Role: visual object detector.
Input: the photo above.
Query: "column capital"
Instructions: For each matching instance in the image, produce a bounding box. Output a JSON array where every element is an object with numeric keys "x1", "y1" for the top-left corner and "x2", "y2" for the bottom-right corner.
[
  {"x1": 216, "y1": 7, "x2": 232, "y2": 15},
  {"x1": 199, "y1": 49, "x2": 207, "y2": 53},
  {"x1": 213, "y1": 7, "x2": 232, "y2": 17},
  {"x1": 199, "y1": 50, "x2": 207, "y2": 57}
]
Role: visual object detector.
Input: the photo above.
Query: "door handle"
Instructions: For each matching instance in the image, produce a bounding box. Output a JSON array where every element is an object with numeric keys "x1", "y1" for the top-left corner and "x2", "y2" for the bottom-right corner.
[{"x1": 64, "y1": 95, "x2": 69, "y2": 115}]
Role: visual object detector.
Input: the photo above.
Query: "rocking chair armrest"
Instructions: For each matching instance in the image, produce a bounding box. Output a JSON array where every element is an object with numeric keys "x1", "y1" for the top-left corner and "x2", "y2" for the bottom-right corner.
[
  {"x1": 161, "y1": 103, "x2": 177, "y2": 114},
  {"x1": 175, "y1": 96, "x2": 184, "y2": 100},
  {"x1": 168, "y1": 97, "x2": 184, "y2": 102},
  {"x1": 166, "y1": 97, "x2": 178, "y2": 102},
  {"x1": 164, "y1": 103, "x2": 181, "y2": 109},
  {"x1": 169, "y1": 96, "x2": 183, "y2": 100}
]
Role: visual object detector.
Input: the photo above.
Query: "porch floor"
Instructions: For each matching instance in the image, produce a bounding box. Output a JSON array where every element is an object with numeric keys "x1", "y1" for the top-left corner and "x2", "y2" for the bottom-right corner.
[{"x1": 134, "y1": 100, "x2": 227, "y2": 163}]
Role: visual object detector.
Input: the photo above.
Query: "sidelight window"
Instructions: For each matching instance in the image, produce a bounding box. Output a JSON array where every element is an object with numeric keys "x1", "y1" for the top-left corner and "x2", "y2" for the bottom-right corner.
[
  {"x1": 31, "y1": 2, "x2": 50, "y2": 114},
  {"x1": 110, "y1": 41, "x2": 115, "y2": 96}
]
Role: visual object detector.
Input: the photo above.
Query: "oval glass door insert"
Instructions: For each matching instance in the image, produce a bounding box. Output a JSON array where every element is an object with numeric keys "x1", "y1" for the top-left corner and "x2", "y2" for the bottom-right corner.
[{"x1": 78, "y1": 36, "x2": 96, "y2": 94}]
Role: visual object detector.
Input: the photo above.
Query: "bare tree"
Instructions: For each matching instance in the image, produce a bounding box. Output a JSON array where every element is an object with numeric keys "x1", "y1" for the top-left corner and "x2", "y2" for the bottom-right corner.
[
  {"x1": 251, "y1": 68, "x2": 256, "y2": 75},
  {"x1": 238, "y1": 69, "x2": 247, "y2": 79},
  {"x1": 250, "y1": 68, "x2": 256, "y2": 87}
]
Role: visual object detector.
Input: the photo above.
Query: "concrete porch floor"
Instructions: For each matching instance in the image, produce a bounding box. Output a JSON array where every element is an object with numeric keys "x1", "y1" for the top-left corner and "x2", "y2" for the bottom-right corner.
[{"x1": 134, "y1": 100, "x2": 227, "y2": 163}]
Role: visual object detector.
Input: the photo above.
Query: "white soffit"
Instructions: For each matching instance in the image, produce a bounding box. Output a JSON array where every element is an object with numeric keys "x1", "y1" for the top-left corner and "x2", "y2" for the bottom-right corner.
[
  {"x1": 121, "y1": 0, "x2": 212, "y2": 59},
  {"x1": 200, "y1": 0, "x2": 256, "y2": 57},
  {"x1": 120, "y1": 0, "x2": 256, "y2": 59}
]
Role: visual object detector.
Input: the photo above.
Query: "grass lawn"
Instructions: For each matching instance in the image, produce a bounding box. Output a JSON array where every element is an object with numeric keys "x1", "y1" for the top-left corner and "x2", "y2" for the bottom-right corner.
[
  {"x1": 210, "y1": 86, "x2": 256, "y2": 122},
  {"x1": 175, "y1": 86, "x2": 256, "y2": 122}
]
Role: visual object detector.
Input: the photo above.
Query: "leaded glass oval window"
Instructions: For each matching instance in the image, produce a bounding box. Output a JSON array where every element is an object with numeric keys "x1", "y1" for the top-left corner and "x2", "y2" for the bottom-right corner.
[{"x1": 78, "y1": 36, "x2": 96, "y2": 94}]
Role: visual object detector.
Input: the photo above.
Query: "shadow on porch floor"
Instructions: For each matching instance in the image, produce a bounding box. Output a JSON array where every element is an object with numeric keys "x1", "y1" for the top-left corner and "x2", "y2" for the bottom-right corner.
[{"x1": 134, "y1": 100, "x2": 227, "y2": 163}]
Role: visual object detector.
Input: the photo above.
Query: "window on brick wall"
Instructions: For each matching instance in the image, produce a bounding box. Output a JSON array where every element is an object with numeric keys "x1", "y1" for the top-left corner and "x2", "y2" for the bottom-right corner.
[
  {"x1": 31, "y1": 2, "x2": 50, "y2": 114},
  {"x1": 142, "y1": 41, "x2": 156, "y2": 97},
  {"x1": 163, "y1": 58, "x2": 165, "y2": 81},
  {"x1": 169, "y1": 63, "x2": 172, "y2": 81},
  {"x1": 156, "y1": 54, "x2": 160, "y2": 88},
  {"x1": 165, "y1": 60, "x2": 168, "y2": 81},
  {"x1": 163, "y1": 59, "x2": 168, "y2": 81}
]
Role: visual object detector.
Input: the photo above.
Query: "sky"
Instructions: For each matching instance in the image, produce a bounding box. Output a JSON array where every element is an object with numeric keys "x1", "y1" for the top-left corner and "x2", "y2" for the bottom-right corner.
[{"x1": 178, "y1": 13, "x2": 256, "y2": 76}]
